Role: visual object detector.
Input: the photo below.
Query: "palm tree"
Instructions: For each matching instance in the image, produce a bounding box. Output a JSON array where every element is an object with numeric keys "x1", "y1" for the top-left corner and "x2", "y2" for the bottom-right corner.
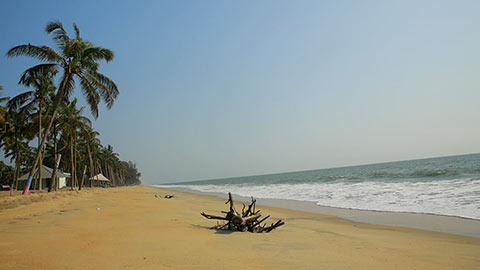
[
  {"x1": 7, "y1": 21, "x2": 118, "y2": 194},
  {"x1": 78, "y1": 126, "x2": 100, "y2": 188},
  {"x1": 0, "y1": 108, "x2": 34, "y2": 190},
  {"x1": 57, "y1": 98, "x2": 91, "y2": 190},
  {"x1": 98, "y1": 144, "x2": 119, "y2": 186},
  {"x1": 8, "y1": 68, "x2": 57, "y2": 190},
  {"x1": 44, "y1": 92, "x2": 65, "y2": 192}
]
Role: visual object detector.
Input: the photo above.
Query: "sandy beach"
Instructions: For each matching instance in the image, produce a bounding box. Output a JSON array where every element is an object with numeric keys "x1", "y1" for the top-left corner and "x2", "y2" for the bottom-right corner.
[{"x1": 0, "y1": 186, "x2": 479, "y2": 270}]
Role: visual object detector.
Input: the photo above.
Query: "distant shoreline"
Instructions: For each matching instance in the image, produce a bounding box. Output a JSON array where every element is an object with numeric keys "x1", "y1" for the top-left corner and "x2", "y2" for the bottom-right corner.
[{"x1": 156, "y1": 185, "x2": 480, "y2": 238}]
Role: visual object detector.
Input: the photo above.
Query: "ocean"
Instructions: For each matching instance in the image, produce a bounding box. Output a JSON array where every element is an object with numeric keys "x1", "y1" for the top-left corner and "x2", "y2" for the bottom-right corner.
[{"x1": 157, "y1": 153, "x2": 480, "y2": 220}]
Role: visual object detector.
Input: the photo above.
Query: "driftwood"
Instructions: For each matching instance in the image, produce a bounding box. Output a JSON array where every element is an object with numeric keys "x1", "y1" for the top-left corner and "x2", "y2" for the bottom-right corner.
[
  {"x1": 154, "y1": 194, "x2": 175, "y2": 199},
  {"x1": 201, "y1": 192, "x2": 285, "y2": 233}
]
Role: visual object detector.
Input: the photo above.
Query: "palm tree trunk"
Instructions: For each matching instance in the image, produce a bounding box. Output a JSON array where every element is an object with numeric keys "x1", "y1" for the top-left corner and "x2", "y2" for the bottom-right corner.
[
  {"x1": 103, "y1": 161, "x2": 108, "y2": 179},
  {"x1": 49, "y1": 154, "x2": 61, "y2": 192},
  {"x1": 109, "y1": 165, "x2": 115, "y2": 186},
  {"x1": 48, "y1": 126, "x2": 58, "y2": 192},
  {"x1": 13, "y1": 163, "x2": 19, "y2": 190},
  {"x1": 118, "y1": 169, "x2": 123, "y2": 186},
  {"x1": 14, "y1": 159, "x2": 19, "y2": 190},
  {"x1": 87, "y1": 143, "x2": 94, "y2": 188},
  {"x1": 14, "y1": 134, "x2": 20, "y2": 190},
  {"x1": 78, "y1": 165, "x2": 87, "y2": 191},
  {"x1": 22, "y1": 72, "x2": 71, "y2": 195},
  {"x1": 96, "y1": 159, "x2": 102, "y2": 187},
  {"x1": 96, "y1": 160, "x2": 101, "y2": 174},
  {"x1": 70, "y1": 136, "x2": 75, "y2": 190},
  {"x1": 73, "y1": 132, "x2": 78, "y2": 188},
  {"x1": 13, "y1": 140, "x2": 20, "y2": 192},
  {"x1": 107, "y1": 164, "x2": 110, "y2": 183},
  {"x1": 38, "y1": 104, "x2": 43, "y2": 191},
  {"x1": 22, "y1": 107, "x2": 57, "y2": 194},
  {"x1": 75, "y1": 135, "x2": 81, "y2": 189}
]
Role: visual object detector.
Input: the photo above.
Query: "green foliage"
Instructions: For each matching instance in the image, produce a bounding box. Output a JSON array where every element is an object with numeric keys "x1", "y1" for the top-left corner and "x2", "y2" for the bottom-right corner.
[
  {"x1": 0, "y1": 161, "x2": 14, "y2": 186},
  {"x1": 2, "y1": 21, "x2": 141, "y2": 190},
  {"x1": 122, "y1": 161, "x2": 142, "y2": 186}
]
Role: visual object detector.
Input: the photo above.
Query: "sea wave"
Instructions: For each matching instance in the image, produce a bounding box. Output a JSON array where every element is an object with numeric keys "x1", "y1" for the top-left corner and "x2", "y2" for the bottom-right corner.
[{"x1": 157, "y1": 178, "x2": 480, "y2": 220}]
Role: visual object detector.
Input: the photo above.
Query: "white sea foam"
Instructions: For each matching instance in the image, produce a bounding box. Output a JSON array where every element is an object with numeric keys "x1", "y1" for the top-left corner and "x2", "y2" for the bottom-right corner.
[{"x1": 156, "y1": 178, "x2": 480, "y2": 220}]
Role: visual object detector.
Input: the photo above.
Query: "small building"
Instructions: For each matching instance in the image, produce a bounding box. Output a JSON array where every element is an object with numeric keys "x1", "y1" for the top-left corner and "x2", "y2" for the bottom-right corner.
[{"x1": 17, "y1": 165, "x2": 70, "y2": 190}]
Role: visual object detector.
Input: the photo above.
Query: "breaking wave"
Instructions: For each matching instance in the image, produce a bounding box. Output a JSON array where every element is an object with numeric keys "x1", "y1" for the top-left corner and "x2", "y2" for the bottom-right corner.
[{"x1": 158, "y1": 177, "x2": 480, "y2": 220}]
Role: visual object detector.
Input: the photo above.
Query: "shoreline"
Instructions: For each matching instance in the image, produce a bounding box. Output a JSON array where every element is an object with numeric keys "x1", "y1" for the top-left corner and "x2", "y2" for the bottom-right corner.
[{"x1": 157, "y1": 185, "x2": 480, "y2": 238}]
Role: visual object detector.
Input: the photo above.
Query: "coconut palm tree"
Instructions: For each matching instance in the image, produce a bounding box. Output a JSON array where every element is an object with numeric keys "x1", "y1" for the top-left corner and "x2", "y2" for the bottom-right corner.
[
  {"x1": 56, "y1": 98, "x2": 91, "y2": 190},
  {"x1": 98, "y1": 144, "x2": 119, "y2": 186},
  {"x1": 42, "y1": 91, "x2": 67, "y2": 192},
  {"x1": 0, "y1": 108, "x2": 34, "y2": 190},
  {"x1": 8, "y1": 68, "x2": 57, "y2": 190},
  {"x1": 7, "y1": 20, "x2": 118, "y2": 194},
  {"x1": 78, "y1": 126, "x2": 100, "y2": 188},
  {"x1": 0, "y1": 161, "x2": 14, "y2": 187}
]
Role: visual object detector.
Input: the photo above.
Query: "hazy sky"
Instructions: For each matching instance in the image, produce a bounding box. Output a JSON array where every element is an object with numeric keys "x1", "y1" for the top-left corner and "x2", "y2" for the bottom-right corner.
[{"x1": 1, "y1": 1, "x2": 479, "y2": 184}]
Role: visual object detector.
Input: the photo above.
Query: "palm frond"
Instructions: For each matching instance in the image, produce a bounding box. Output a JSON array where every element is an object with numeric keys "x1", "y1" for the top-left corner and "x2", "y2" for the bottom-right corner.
[
  {"x1": 79, "y1": 74, "x2": 100, "y2": 118},
  {"x1": 45, "y1": 20, "x2": 70, "y2": 48},
  {"x1": 18, "y1": 63, "x2": 59, "y2": 86},
  {"x1": 19, "y1": 102, "x2": 38, "y2": 117},
  {"x1": 6, "y1": 91, "x2": 34, "y2": 111},
  {"x1": 86, "y1": 71, "x2": 119, "y2": 109},
  {"x1": 83, "y1": 46, "x2": 114, "y2": 62},
  {"x1": 78, "y1": 115, "x2": 92, "y2": 127},
  {"x1": 58, "y1": 72, "x2": 75, "y2": 103},
  {"x1": 76, "y1": 104, "x2": 86, "y2": 115},
  {"x1": 73, "y1": 23, "x2": 81, "y2": 40},
  {"x1": 63, "y1": 39, "x2": 80, "y2": 59},
  {"x1": 6, "y1": 44, "x2": 63, "y2": 63}
]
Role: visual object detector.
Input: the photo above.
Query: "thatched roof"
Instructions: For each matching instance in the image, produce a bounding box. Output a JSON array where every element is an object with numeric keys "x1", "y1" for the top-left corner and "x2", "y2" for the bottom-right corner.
[
  {"x1": 18, "y1": 165, "x2": 70, "y2": 180},
  {"x1": 89, "y1": 173, "x2": 110, "y2": 182}
]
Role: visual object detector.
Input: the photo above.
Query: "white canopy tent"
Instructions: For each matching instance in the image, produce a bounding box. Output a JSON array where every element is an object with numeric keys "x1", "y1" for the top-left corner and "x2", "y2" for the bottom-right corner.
[
  {"x1": 89, "y1": 173, "x2": 110, "y2": 187},
  {"x1": 89, "y1": 173, "x2": 110, "y2": 182}
]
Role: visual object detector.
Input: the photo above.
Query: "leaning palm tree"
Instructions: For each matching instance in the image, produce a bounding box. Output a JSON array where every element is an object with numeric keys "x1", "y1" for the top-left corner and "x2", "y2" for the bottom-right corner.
[
  {"x1": 7, "y1": 21, "x2": 118, "y2": 194},
  {"x1": 8, "y1": 68, "x2": 57, "y2": 190}
]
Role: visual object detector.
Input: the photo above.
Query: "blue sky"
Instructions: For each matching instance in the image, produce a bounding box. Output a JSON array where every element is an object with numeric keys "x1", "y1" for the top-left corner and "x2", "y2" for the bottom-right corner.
[{"x1": 1, "y1": 1, "x2": 479, "y2": 184}]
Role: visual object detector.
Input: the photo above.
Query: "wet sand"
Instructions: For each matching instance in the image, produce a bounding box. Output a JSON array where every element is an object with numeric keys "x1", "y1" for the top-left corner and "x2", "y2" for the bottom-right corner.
[
  {"x1": 0, "y1": 186, "x2": 479, "y2": 269},
  {"x1": 162, "y1": 187, "x2": 480, "y2": 237}
]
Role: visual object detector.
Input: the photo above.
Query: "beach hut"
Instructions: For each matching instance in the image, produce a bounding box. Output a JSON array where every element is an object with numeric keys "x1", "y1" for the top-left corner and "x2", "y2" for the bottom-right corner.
[
  {"x1": 17, "y1": 165, "x2": 70, "y2": 190},
  {"x1": 89, "y1": 173, "x2": 110, "y2": 187}
]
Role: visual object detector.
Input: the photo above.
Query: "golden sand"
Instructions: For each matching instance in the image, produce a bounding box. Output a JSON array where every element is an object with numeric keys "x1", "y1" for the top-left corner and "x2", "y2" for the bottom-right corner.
[{"x1": 0, "y1": 186, "x2": 479, "y2": 269}]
